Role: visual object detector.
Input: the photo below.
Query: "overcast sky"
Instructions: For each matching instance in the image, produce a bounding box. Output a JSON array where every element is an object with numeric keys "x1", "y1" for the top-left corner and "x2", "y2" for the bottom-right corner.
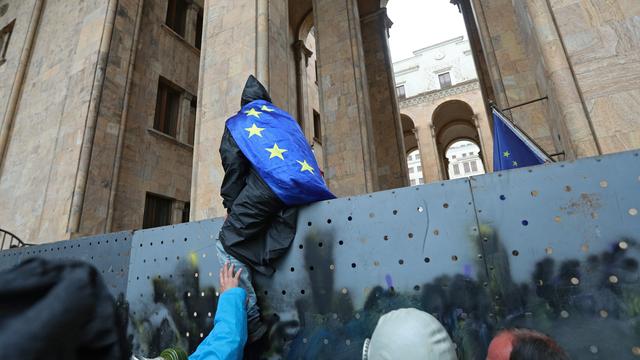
[{"x1": 386, "y1": 0, "x2": 467, "y2": 62}]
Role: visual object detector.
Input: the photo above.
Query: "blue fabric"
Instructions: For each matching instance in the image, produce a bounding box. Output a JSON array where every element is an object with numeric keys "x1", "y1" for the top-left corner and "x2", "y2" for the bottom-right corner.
[
  {"x1": 226, "y1": 100, "x2": 336, "y2": 206},
  {"x1": 492, "y1": 108, "x2": 547, "y2": 171},
  {"x1": 188, "y1": 288, "x2": 247, "y2": 360}
]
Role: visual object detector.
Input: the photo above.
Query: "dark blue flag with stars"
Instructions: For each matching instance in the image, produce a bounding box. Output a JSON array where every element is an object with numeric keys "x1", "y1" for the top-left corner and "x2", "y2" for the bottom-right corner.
[
  {"x1": 226, "y1": 99, "x2": 336, "y2": 206},
  {"x1": 493, "y1": 108, "x2": 550, "y2": 171}
]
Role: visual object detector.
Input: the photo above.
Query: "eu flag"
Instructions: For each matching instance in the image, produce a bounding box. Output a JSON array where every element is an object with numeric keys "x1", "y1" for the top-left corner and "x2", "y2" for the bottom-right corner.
[
  {"x1": 493, "y1": 108, "x2": 550, "y2": 171},
  {"x1": 226, "y1": 99, "x2": 336, "y2": 206}
]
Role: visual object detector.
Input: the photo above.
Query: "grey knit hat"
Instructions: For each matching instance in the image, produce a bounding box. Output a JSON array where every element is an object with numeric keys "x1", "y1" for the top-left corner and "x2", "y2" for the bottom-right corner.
[{"x1": 362, "y1": 308, "x2": 457, "y2": 360}]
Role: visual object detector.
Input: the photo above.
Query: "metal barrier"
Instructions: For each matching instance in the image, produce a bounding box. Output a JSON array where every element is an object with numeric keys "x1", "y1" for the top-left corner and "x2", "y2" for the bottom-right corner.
[{"x1": 1, "y1": 150, "x2": 639, "y2": 359}]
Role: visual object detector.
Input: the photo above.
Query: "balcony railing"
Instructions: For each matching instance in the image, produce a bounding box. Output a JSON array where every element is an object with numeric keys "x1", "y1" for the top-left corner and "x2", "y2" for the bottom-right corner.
[{"x1": 0, "y1": 229, "x2": 29, "y2": 250}]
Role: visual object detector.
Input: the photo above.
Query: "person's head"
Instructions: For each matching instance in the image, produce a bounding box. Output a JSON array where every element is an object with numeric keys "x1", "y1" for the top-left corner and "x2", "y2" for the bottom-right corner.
[
  {"x1": 362, "y1": 308, "x2": 457, "y2": 360},
  {"x1": 240, "y1": 75, "x2": 271, "y2": 107},
  {"x1": 487, "y1": 329, "x2": 569, "y2": 360}
]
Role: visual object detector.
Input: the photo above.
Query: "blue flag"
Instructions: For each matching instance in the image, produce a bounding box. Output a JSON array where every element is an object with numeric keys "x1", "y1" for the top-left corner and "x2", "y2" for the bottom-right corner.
[
  {"x1": 493, "y1": 108, "x2": 550, "y2": 171},
  {"x1": 226, "y1": 99, "x2": 336, "y2": 206}
]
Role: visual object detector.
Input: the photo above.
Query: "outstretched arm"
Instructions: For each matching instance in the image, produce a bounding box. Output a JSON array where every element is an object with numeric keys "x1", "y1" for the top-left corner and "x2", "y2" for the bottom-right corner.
[
  {"x1": 189, "y1": 263, "x2": 247, "y2": 360},
  {"x1": 219, "y1": 128, "x2": 250, "y2": 212}
]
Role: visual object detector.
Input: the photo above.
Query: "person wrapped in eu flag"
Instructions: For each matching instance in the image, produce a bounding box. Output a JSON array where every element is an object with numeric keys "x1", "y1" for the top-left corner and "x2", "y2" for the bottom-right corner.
[{"x1": 217, "y1": 75, "x2": 335, "y2": 342}]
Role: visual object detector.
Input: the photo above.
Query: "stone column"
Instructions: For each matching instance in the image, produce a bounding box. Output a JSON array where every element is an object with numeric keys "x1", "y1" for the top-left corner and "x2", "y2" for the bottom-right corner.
[
  {"x1": 429, "y1": 124, "x2": 444, "y2": 181},
  {"x1": 171, "y1": 200, "x2": 187, "y2": 224},
  {"x1": 360, "y1": 8, "x2": 408, "y2": 190},
  {"x1": 192, "y1": 0, "x2": 290, "y2": 220},
  {"x1": 178, "y1": 92, "x2": 194, "y2": 144},
  {"x1": 184, "y1": 2, "x2": 200, "y2": 47},
  {"x1": 293, "y1": 40, "x2": 313, "y2": 140},
  {"x1": 313, "y1": 0, "x2": 377, "y2": 196},
  {"x1": 523, "y1": 0, "x2": 600, "y2": 159},
  {"x1": 473, "y1": 114, "x2": 490, "y2": 171}
]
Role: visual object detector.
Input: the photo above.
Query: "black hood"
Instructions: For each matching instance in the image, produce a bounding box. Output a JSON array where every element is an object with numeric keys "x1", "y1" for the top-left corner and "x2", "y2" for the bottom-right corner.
[{"x1": 241, "y1": 75, "x2": 272, "y2": 107}]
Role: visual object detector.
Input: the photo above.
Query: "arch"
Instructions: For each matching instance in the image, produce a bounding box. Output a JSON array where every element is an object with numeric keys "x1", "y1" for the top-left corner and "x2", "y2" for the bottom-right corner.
[
  {"x1": 401, "y1": 114, "x2": 418, "y2": 152},
  {"x1": 297, "y1": 10, "x2": 314, "y2": 41},
  {"x1": 431, "y1": 100, "x2": 486, "y2": 180}
]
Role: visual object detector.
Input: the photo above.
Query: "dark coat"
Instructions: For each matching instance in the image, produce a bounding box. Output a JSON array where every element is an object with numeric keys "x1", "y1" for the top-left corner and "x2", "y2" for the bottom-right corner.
[
  {"x1": 218, "y1": 76, "x2": 297, "y2": 276},
  {"x1": 0, "y1": 258, "x2": 129, "y2": 360}
]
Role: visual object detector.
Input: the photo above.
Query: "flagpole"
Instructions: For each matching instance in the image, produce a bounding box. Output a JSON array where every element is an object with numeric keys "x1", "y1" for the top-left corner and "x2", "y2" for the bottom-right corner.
[{"x1": 489, "y1": 103, "x2": 556, "y2": 162}]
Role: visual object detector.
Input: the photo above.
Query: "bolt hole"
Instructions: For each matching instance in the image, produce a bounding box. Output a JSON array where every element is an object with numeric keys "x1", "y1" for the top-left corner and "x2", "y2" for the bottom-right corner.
[
  {"x1": 512, "y1": 250, "x2": 519, "y2": 256},
  {"x1": 398, "y1": 259, "x2": 404, "y2": 265},
  {"x1": 351, "y1": 263, "x2": 356, "y2": 268},
  {"x1": 499, "y1": 195, "x2": 506, "y2": 200},
  {"x1": 347, "y1": 216, "x2": 353, "y2": 221},
  {"x1": 424, "y1": 257, "x2": 430, "y2": 263},
  {"x1": 327, "y1": 219, "x2": 332, "y2": 224},
  {"x1": 339, "y1": 240, "x2": 344, "y2": 245},
  {"x1": 408, "y1": 233, "x2": 414, "y2": 239},
  {"x1": 393, "y1": 210, "x2": 398, "y2": 215},
  {"x1": 443, "y1": 203, "x2": 449, "y2": 208},
  {"x1": 522, "y1": 220, "x2": 529, "y2": 226},
  {"x1": 451, "y1": 255, "x2": 458, "y2": 261}
]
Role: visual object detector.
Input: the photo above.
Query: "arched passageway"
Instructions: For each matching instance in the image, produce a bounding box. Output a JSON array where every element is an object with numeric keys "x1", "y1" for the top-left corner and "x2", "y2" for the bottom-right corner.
[
  {"x1": 432, "y1": 100, "x2": 487, "y2": 179},
  {"x1": 445, "y1": 139, "x2": 485, "y2": 179},
  {"x1": 401, "y1": 114, "x2": 425, "y2": 185}
]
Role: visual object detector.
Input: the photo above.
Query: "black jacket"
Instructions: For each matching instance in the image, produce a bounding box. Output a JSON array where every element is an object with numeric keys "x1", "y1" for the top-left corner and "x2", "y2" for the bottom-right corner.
[
  {"x1": 0, "y1": 258, "x2": 129, "y2": 360},
  {"x1": 217, "y1": 76, "x2": 297, "y2": 276}
]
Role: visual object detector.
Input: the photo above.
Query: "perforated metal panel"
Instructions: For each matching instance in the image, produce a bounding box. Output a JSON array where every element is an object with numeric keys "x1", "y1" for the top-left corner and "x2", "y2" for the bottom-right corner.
[
  {"x1": 0, "y1": 231, "x2": 132, "y2": 297},
  {"x1": 1, "y1": 150, "x2": 639, "y2": 359}
]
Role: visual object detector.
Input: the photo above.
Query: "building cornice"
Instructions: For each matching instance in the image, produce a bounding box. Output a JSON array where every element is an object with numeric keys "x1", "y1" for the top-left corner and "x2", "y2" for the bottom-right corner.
[{"x1": 399, "y1": 80, "x2": 480, "y2": 108}]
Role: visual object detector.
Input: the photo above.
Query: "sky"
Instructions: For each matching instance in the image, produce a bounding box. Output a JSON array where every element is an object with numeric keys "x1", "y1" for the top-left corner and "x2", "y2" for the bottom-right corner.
[{"x1": 386, "y1": 0, "x2": 468, "y2": 62}]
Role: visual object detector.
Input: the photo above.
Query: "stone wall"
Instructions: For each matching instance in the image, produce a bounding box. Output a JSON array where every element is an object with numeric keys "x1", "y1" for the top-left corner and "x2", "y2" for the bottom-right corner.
[
  {"x1": 111, "y1": 0, "x2": 199, "y2": 231},
  {"x1": 0, "y1": 0, "x2": 110, "y2": 244}
]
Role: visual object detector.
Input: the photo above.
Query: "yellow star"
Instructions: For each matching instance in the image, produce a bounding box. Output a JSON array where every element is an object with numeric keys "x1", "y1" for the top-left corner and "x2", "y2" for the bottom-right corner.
[
  {"x1": 261, "y1": 105, "x2": 275, "y2": 112},
  {"x1": 503, "y1": 151, "x2": 511, "y2": 158},
  {"x1": 244, "y1": 108, "x2": 262, "y2": 118},
  {"x1": 266, "y1": 143, "x2": 287, "y2": 160},
  {"x1": 297, "y1": 160, "x2": 315, "y2": 174},
  {"x1": 512, "y1": 161, "x2": 519, "y2": 167},
  {"x1": 245, "y1": 123, "x2": 265, "y2": 138}
]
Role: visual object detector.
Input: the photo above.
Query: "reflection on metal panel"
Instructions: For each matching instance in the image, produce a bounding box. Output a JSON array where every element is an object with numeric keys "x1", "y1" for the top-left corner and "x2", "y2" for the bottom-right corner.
[{"x1": 0, "y1": 150, "x2": 638, "y2": 359}]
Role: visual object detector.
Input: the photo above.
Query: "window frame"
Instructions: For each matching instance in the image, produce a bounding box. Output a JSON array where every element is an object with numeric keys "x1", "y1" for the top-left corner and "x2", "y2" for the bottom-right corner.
[
  {"x1": 438, "y1": 72, "x2": 452, "y2": 89},
  {"x1": 154, "y1": 77, "x2": 183, "y2": 138},
  {"x1": 0, "y1": 20, "x2": 15, "y2": 65},
  {"x1": 396, "y1": 84, "x2": 406, "y2": 99},
  {"x1": 143, "y1": 193, "x2": 174, "y2": 229},
  {"x1": 313, "y1": 110, "x2": 322, "y2": 144},
  {"x1": 165, "y1": 0, "x2": 188, "y2": 38}
]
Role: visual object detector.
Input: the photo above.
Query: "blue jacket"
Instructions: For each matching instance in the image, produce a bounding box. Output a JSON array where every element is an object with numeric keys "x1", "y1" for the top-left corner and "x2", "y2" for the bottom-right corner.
[{"x1": 189, "y1": 288, "x2": 248, "y2": 360}]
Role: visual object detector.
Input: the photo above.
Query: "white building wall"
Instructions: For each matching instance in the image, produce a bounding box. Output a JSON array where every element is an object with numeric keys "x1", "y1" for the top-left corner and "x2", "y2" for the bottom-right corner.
[{"x1": 393, "y1": 36, "x2": 478, "y2": 98}]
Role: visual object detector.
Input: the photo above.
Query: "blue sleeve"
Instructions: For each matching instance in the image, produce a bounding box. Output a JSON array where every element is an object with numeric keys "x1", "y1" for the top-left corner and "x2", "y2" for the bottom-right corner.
[{"x1": 189, "y1": 288, "x2": 248, "y2": 360}]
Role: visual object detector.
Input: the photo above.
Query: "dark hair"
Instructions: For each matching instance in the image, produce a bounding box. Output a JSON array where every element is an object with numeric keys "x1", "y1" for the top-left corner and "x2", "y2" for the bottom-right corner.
[{"x1": 509, "y1": 329, "x2": 569, "y2": 360}]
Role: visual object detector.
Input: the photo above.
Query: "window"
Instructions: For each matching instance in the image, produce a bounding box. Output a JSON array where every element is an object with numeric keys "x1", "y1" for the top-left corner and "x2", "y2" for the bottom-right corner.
[
  {"x1": 471, "y1": 160, "x2": 478, "y2": 172},
  {"x1": 181, "y1": 202, "x2": 190, "y2": 223},
  {"x1": 438, "y1": 72, "x2": 452, "y2": 88},
  {"x1": 417, "y1": 166, "x2": 422, "y2": 172},
  {"x1": 154, "y1": 77, "x2": 181, "y2": 137},
  {"x1": 143, "y1": 193, "x2": 173, "y2": 229},
  {"x1": 396, "y1": 85, "x2": 406, "y2": 99},
  {"x1": 462, "y1": 153, "x2": 467, "y2": 157},
  {"x1": 451, "y1": 155, "x2": 456, "y2": 159},
  {"x1": 314, "y1": 62, "x2": 319, "y2": 84},
  {"x1": 463, "y1": 162, "x2": 471, "y2": 173},
  {"x1": 410, "y1": 179, "x2": 416, "y2": 186},
  {"x1": 166, "y1": 0, "x2": 188, "y2": 37},
  {"x1": 418, "y1": 178, "x2": 424, "y2": 185},
  {"x1": 407, "y1": 155, "x2": 413, "y2": 161},
  {"x1": 195, "y1": 8, "x2": 204, "y2": 50},
  {"x1": 0, "y1": 20, "x2": 15, "y2": 65},
  {"x1": 187, "y1": 96, "x2": 197, "y2": 145},
  {"x1": 453, "y1": 164, "x2": 460, "y2": 175},
  {"x1": 409, "y1": 167, "x2": 414, "y2": 174},
  {"x1": 313, "y1": 110, "x2": 322, "y2": 143}
]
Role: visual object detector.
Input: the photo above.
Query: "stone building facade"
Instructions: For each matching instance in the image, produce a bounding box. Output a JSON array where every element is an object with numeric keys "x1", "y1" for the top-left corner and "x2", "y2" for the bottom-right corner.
[
  {"x1": 0, "y1": 0, "x2": 638, "y2": 244},
  {"x1": 394, "y1": 35, "x2": 493, "y2": 182}
]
